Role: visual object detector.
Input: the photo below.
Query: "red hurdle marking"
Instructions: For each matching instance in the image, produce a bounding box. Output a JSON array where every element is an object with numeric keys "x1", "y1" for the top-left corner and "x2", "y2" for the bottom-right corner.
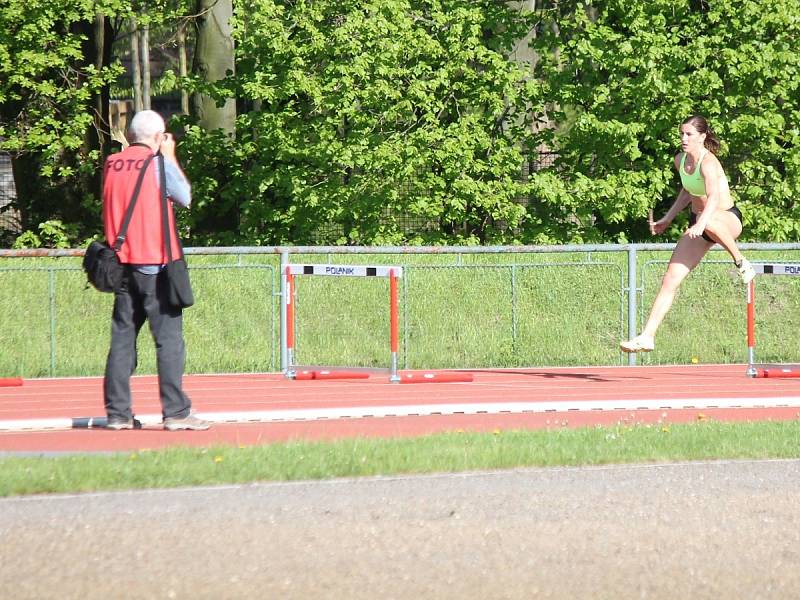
[
  {"x1": 747, "y1": 279, "x2": 755, "y2": 363},
  {"x1": 0, "y1": 377, "x2": 23, "y2": 387},
  {"x1": 292, "y1": 370, "x2": 315, "y2": 381},
  {"x1": 286, "y1": 267, "x2": 295, "y2": 370},
  {"x1": 294, "y1": 370, "x2": 372, "y2": 381},
  {"x1": 390, "y1": 269, "x2": 400, "y2": 383},
  {"x1": 315, "y1": 370, "x2": 371, "y2": 380},
  {"x1": 755, "y1": 369, "x2": 800, "y2": 379},
  {"x1": 293, "y1": 370, "x2": 470, "y2": 383},
  {"x1": 399, "y1": 372, "x2": 474, "y2": 384}
]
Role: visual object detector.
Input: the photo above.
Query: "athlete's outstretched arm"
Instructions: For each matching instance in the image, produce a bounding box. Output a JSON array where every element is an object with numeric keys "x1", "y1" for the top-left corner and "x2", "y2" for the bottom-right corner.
[{"x1": 651, "y1": 188, "x2": 691, "y2": 235}]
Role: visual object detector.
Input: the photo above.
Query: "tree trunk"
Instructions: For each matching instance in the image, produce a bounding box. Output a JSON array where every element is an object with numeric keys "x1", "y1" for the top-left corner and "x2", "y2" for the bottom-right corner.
[
  {"x1": 192, "y1": 0, "x2": 236, "y2": 135},
  {"x1": 91, "y1": 14, "x2": 113, "y2": 161},
  {"x1": 177, "y1": 21, "x2": 189, "y2": 115},
  {"x1": 130, "y1": 17, "x2": 143, "y2": 113},
  {"x1": 80, "y1": 14, "x2": 114, "y2": 224},
  {"x1": 141, "y1": 23, "x2": 152, "y2": 110}
]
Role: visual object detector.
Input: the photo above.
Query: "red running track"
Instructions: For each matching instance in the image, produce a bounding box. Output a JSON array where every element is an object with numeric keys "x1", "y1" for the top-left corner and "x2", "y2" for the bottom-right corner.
[{"x1": 1, "y1": 365, "x2": 799, "y2": 453}]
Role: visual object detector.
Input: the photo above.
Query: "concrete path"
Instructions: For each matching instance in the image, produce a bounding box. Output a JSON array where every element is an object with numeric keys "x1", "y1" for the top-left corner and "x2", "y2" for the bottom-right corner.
[{"x1": 2, "y1": 459, "x2": 800, "y2": 599}]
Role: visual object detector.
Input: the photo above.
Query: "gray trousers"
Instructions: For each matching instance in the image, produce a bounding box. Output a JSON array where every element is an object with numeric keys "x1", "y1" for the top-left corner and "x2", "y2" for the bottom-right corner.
[{"x1": 104, "y1": 268, "x2": 192, "y2": 421}]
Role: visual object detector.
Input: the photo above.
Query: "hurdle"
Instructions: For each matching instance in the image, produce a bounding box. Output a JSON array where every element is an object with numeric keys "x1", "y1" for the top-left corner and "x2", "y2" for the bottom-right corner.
[
  {"x1": 746, "y1": 263, "x2": 800, "y2": 377},
  {"x1": 282, "y1": 264, "x2": 403, "y2": 383}
]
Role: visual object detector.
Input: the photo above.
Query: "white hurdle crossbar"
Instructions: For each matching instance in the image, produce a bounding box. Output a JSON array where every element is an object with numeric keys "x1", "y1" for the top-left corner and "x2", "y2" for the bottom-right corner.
[
  {"x1": 282, "y1": 264, "x2": 403, "y2": 383},
  {"x1": 746, "y1": 263, "x2": 800, "y2": 377}
]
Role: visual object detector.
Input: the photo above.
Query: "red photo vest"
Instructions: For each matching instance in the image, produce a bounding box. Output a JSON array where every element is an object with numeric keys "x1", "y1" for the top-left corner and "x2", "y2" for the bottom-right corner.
[{"x1": 102, "y1": 144, "x2": 182, "y2": 265}]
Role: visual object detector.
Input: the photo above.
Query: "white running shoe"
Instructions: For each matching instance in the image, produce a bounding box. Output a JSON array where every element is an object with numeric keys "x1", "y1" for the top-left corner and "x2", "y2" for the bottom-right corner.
[
  {"x1": 619, "y1": 334, "x2": 655, "y2": 353},
  {"x1": 738, "y1": 258, "x2": 756, "y2": 284},
  {"x1": 163, "y1": 412, "x2": 211, "y2": 431}
]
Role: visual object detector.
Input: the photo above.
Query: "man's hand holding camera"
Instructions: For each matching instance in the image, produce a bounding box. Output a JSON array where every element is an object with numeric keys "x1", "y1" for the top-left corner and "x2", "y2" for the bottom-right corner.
[{"x1": 158, "y1": 131, "x2": 177, "y2": 161}]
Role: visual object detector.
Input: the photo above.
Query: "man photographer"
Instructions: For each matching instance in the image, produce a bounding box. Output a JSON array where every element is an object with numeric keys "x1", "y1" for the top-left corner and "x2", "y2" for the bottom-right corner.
[{"x1": 102, "y1": 110, "x2": 210, "y2": 431}]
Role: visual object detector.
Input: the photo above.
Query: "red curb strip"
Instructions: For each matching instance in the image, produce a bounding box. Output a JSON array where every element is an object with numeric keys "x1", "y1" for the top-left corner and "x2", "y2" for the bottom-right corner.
[{"x1": 0, "y1": 377, "x2": 23, "y2": 387}]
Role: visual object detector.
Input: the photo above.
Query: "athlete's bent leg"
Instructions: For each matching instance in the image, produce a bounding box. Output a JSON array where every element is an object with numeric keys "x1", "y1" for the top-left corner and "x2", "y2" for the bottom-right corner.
[
  {"x1": 703, "y1": 212, "x2": 755, "y2": 283},
  {"x1": 620, "y1": 235, "x2": 710, "y2": 353},
  {"x1": 703, "y1": 211, "x2": 743, "y2": 262}
]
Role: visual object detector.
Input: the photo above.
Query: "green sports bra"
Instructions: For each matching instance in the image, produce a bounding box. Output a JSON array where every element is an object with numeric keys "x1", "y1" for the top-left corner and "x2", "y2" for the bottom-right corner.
[{"x1": 679, "y1": 151, "x2": 707, "y2": 196}]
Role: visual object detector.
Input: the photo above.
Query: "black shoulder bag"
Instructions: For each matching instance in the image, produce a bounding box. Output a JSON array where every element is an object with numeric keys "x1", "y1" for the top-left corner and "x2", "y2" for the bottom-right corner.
[
  {"x1": 83, "y1": 153, "x2": 155, "y2": 293},
  {"x1": 158, "y1": 153, "x2": 195, "y2": 309}
]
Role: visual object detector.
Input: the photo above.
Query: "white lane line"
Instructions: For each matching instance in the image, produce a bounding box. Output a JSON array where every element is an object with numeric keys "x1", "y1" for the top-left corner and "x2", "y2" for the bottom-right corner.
[{"x1": 1, "y1": 396, "x2": 799, "y2": 432}]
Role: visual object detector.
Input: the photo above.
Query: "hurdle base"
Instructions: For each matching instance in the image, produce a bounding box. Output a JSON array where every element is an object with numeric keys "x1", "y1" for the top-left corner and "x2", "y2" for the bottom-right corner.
[
  {"x1": 289, "y1": 365, "x2": 391, "y2": 381},
  {"x1": 748, "y1": 364, "x2": 800, "y2": 379},
  {"x1": 398, "y1": 371, "x2": 474, "y2": 384},
  {"x1": 293, "y1": 370, "x2": 371, "y2": 381}
]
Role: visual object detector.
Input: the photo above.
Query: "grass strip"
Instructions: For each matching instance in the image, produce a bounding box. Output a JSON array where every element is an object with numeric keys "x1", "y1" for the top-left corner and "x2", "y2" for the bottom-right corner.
[{"x1": 2, "y1": 419, "x2": 799, "y2": 497}]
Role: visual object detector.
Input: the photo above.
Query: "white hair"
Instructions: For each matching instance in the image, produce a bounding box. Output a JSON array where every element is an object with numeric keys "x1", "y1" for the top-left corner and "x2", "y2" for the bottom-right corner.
[{"x1": 128, "y1": 110, "x2": 165, "y2": 142}]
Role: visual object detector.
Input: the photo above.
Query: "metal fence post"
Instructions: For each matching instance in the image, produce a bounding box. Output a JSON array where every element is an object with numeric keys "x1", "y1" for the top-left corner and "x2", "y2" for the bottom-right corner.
[
  {"x1": 511, "y1": 264, "x2": 517, "y2": 353},
  {"x1": 49, "y1": 269, "x2": 56, "y2": 376},
  {"x1": 279, "y1": 250, "x2": 288, "y2": 373},
  {"x1": 627, "y1": 246, "x2": 638, "y2": 366}
]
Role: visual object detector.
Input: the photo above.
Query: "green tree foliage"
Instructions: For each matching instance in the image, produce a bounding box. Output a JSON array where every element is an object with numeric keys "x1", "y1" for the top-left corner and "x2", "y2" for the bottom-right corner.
[
  {"x1": 0, "y1": 1, "x2": 125, "y2": 236},
  {"x1": 528, "y1": 0, "x2": 800, "y2": 243},
  {"x1": 0, "y1": 1, "x2": 119, "y2": 174},
  {"x1": 179, "y1": 0, "x2": 537, "y2": 245},
  {"x1": 3, "y1": 0, "x2": 800, "y2": 247}
]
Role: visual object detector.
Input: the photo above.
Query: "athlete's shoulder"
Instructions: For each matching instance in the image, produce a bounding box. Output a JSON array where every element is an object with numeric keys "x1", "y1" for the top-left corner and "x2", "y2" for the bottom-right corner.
[
  {"x1": 673, "y1": 153, "x2": 683, "y2": 170},
  {"x1": 700, "y1": 151, "x2": 723, "y2": 176}
]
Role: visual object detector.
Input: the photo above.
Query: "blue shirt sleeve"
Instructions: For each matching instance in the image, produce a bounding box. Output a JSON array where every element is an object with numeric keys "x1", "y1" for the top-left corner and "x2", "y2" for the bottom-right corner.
[
  {"x1": 164, "y1": 159, "x2": 191, "y2": 208},
  {"x1": 133, "y1": 157, "x2": 192, "y2": 272},
  {"x1": 154, "y1": 159, "x2": 191, "y2": 208}
]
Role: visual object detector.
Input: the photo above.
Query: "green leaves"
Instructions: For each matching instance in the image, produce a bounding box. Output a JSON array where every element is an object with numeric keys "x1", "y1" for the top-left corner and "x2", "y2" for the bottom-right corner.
[
  {"x1": 1, "y1": 1, "x2": 125, "y2": 170},
  {"x1": 527, "y1": 0, "x2": 800, "y2": 242},
  {"x1": 3, "y1": 0, "x2": 800, "y2": 246},
  {"x1": 178, "y1": 0, "x2": 537, "y2": 245}
]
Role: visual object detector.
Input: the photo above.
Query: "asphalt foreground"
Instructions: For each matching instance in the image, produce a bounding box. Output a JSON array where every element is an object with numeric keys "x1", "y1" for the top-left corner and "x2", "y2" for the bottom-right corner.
[{"x1": 2, "y1": 459, "x2": 799, "y2": 599}]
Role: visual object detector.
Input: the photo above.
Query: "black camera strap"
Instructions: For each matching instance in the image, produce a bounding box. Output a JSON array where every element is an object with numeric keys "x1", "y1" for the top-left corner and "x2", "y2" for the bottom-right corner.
[
  {"x1": 112, "y1": 153, "x2": 156, "y2": 252},
  {"x1": 157, "y1": 153, "x2": 185, "y2": 264}
]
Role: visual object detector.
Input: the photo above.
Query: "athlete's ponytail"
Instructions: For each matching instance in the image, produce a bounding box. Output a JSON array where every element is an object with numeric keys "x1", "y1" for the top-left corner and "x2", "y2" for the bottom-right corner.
[{"x1": 682, "y1": 115, "x2": 721, "y2": 154}]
